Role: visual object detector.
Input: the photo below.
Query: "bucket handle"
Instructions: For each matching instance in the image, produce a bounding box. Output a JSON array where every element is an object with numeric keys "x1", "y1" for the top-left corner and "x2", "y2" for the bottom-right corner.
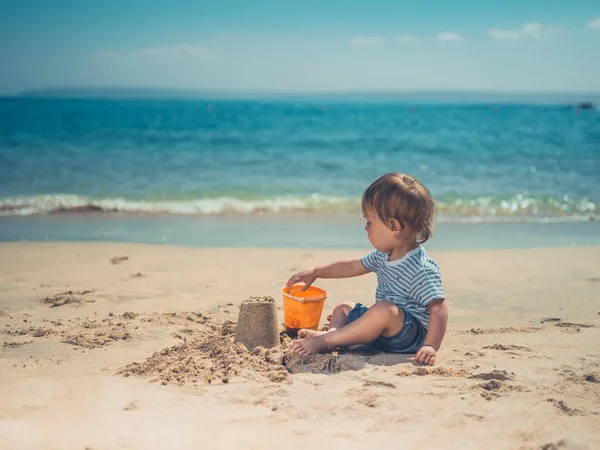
[{"x1": 272, "y1": 281, "x2": 327, "y2": 304}]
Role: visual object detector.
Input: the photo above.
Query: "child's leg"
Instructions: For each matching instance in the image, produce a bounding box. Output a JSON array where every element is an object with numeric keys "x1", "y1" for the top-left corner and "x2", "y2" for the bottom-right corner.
[
  {"x1": 298, "y1": 301, "x2": 355, "y2": 338},
  {"x1": 329, "y1": 301, "x2": 355, "y2": 330},
  {"x1": 292, "y1": 300, "x2": 404, "y2": 355}
]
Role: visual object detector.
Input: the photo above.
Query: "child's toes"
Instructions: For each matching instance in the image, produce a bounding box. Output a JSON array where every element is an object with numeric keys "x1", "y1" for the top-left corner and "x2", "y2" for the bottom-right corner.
[{"x1": 293, "y1": 345, "x2": 305, "y2": 355}]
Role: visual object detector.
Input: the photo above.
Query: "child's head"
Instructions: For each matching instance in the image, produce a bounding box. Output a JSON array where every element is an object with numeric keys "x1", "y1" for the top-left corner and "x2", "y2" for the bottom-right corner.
[{"x1": 361, "y1": 173, "x2": 435, "y2": 251}]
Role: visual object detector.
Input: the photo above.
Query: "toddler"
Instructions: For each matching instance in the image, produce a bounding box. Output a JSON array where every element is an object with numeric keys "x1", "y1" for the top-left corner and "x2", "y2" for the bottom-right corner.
[{"x1": 286, "y1": 173, "x2": 448, "y2": 365}]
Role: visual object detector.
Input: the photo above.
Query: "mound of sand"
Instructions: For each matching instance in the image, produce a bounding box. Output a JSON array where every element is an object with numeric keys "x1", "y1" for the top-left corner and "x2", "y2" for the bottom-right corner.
[
  {"x1": 119, "y1": 321, "x2": 289, "y2": 385},
  {"x1": 118, "y1": 321, "x2": 376, "y2": 385}
]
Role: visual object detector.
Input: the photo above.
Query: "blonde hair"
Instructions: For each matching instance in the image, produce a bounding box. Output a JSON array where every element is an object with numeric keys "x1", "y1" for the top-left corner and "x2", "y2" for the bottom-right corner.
[{"x1": 362, "y1": 173, "x2": 436, "y2": 244}]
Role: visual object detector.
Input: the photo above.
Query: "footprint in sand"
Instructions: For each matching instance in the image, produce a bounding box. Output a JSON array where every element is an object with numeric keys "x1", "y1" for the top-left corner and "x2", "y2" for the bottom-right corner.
[
  {"x1": 130, "y1": 272, "x2": 146, "y2": 278},
  {"x1": 40, "y1": 290, "x2": 95, "y2": 308},
  {"x1": 397, "y1": 366, "x2": 473, "y2": 378},
  {"x1": 357, "y1": 394, "x2": 379, "y2": 408},
  {"x1": 464, "y1": 351, "x2": 486, "y2": 358},
  {"x1": 554, "y1": 322, "x2": 593, "y2": 329},
  {"x1": 110, "y1": 256, "x2": 129, "y2": 265},
  {"x1": 584, "y1": 374, "x2": 599, "y2": 383},
  {"x1": 483, "y1": 344, "x2": 532, "y2": 352},
  {"x1": 476, "y1": 379, "x2": 527, "y2": 401},
  {"x1": 217, "y1": 303, "x2": 235, "y2": 314},
  {"x1": 470, "y1": 370, "x2": 514, "y2": 381},
  {"x1": 546, "y1": 398, "x2": 584, "y2": 416},
  {"x1": 123, "y1": 401, "x2": 139, "y2": 411},
  {"x1": 5, "y1": 326, "x2": 54, "y2": 338},
  {"x1": 540, "y1": 439, "x2": 569, "y2": 450},
  {"x1": 3, "y1": 340, "x2": 33, "y2": 348},
  {"x1": 541, "y1": 317, "x2": 561, "y2": 324},
  {"x1": 466, "y1": 326, "x2": 541, "y2": 335},
  {"x1": 344, "y1": 388, "x2": 380, "y2": 408},
  {"x1": 463, "y1": 413, "x2": 485, "y2": 421},
  {"x1": 363, "y1": 380, "x2": 396, "y2": 389}
]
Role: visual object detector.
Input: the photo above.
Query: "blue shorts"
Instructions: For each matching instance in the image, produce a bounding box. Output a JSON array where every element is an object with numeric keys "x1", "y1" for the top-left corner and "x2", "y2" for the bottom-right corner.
[{"x1": 348, "y1": 302, "x2": 427, "y2": 354}]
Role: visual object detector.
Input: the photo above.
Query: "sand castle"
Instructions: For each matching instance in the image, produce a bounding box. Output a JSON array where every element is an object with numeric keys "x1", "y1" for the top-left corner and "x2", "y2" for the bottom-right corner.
[{"x1": 234, "y1": 296, "x2": 280, "y2": 350}]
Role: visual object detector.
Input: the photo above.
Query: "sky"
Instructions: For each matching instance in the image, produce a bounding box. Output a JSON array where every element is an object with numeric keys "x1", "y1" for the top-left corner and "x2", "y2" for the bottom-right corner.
[{"x1": 1, "y1": 0, "x2": 600, "y2": 94}]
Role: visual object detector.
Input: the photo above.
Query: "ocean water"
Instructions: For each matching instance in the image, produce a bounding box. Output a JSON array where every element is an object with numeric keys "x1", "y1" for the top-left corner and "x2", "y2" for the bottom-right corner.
[{"x1": 0, "y1": 97, "x2": 598, "y2": 248}]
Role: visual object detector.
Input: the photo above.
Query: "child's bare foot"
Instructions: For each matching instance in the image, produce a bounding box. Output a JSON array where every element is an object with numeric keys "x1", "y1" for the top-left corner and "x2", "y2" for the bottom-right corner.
[
  {"x1": 297, "y1": 329, "x2": 333, "y2": 339},
  {"x1": 292, "y1": 334, "x2": 330, "y2": 355}
]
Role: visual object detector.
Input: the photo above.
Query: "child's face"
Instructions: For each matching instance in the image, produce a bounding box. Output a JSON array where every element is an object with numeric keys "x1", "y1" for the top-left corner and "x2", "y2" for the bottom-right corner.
[
  {"x1": 364, "y1": 207, "x2": 414, "y2": 252},
  {"x1": 363, "y1": 208, "x2": 397, "y2": 253}
]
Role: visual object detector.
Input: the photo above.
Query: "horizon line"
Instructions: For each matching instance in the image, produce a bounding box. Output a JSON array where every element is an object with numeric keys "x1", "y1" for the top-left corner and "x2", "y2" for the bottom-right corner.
[
  {"x1": 11, "y1": 86, "x2": 600, "y2": 94},
  {"x1": 1, "y1": 86, "x2": 598, "y2": 104}
]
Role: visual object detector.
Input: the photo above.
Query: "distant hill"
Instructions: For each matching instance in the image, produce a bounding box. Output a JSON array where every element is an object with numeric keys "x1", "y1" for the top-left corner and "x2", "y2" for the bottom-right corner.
[{"x1": 13, "y1": 87, "x2": 600, "y2": 105}]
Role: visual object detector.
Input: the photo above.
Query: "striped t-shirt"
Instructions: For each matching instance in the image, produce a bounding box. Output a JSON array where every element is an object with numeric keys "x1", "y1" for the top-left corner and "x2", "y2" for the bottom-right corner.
[{"x1": 360, "y1": 245, "x2": 445, "y2": 329}]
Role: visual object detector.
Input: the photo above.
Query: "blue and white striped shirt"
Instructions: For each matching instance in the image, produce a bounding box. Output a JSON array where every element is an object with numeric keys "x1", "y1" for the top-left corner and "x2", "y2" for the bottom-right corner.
[{"x1": 360, "y1": 245, "x2": 445, "y2": 329}]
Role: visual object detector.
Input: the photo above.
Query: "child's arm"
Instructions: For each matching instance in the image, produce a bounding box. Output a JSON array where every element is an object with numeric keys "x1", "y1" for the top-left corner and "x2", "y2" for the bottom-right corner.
[
  {"x1": 286, "y1": 259, "x2": 369, "y2": 290},
  {"x1": 415, "y1": 298, "x2": 448, "y2": 365}
]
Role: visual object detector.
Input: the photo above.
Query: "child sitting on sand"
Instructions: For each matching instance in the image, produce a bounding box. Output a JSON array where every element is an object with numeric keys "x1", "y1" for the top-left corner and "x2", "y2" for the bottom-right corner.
[{"x1": 286, "y1": 173, "x2": 448, "y2": 365}]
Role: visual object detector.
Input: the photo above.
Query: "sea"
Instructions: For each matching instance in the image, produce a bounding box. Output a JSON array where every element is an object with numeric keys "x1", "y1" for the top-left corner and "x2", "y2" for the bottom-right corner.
[{"x1": 0, "y1": 96, "x2": 598, "y2": 250}]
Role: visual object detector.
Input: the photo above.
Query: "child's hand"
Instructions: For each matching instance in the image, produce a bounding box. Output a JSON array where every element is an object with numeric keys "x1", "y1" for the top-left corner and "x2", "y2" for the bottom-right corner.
[
  {"x1": 286, "y1": 269, "x2": 317, "y2": 290},
  {"x1": 415, "y1": 345, "x2": 437, "y2": 365}
]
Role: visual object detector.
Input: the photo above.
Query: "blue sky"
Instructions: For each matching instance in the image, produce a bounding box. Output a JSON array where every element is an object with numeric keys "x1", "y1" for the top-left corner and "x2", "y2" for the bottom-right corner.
[{"x1": 1, "y1": 0, "x2": 599, "y2": 93}]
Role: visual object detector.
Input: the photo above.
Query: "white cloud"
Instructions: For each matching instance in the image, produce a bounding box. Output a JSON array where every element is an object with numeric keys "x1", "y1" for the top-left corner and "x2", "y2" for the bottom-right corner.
[
  {"x1": 98, "y1": 44, "x2": 213, "y2": 61},
  {"x1": 133, "y1": 44, "x2": 212, "y2": 58},
  {"x1": 489, "y1": 22, "x2": 553, "y2": 40},
  {"x1": 437, "y1": 32, "x2": 462, "y2": 43},
  {"x1": 588, "y1": 17, "x2": 600, "y2": 29},
  {"x1": 489, "y1": 29, "x2": 521, "y2": 40},
  {"x1": 351, "y1": 36, "x2": 385, "y2": 46},
  {"x1": 521, "y1": 22, "x2": 544, "y2": 39},
  {"x1": 397, "y1": 35, "x2": 418, "y2": 44}
]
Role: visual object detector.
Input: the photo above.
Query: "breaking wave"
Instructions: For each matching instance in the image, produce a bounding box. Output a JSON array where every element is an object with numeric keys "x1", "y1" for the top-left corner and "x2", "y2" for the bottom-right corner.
[{"x1": 0, "y1": 193, "x2": 596, "y2": 222}]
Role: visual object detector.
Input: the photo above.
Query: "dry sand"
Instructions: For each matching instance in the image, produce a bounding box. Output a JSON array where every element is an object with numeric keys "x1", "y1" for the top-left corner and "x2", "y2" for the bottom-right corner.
[{"x1": 0, "y1": 242, "x2": 599, "y2": 450}]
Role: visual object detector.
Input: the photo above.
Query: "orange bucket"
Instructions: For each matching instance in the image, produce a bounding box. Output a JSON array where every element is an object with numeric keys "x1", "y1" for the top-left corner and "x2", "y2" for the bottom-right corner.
[{"x1": 273, "y1": 281, "x2": 328, "y2": 334}]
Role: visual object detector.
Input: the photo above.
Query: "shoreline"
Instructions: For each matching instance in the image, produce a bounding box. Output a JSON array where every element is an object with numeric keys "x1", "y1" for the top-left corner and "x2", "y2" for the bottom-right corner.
[{"x1": 1, "y1": 216, "x2": 599, "y2": 251}]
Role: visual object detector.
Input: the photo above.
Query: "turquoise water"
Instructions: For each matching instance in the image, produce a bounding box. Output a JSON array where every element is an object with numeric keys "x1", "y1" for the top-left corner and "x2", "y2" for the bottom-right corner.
[{"x1": 0, "y1": 97, "x2": 598, "y2": 248}]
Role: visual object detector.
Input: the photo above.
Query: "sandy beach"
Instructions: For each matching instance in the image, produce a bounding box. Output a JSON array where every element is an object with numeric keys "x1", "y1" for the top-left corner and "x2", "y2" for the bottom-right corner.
[{"x1": 1, "y1": 242, "x2": 599, "y2": 450}]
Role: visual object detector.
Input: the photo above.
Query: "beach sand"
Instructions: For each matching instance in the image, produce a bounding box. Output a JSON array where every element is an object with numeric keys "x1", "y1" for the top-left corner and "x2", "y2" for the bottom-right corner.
[{"x1": 0, "y1": 242, "x2": 599, "y2": 449}]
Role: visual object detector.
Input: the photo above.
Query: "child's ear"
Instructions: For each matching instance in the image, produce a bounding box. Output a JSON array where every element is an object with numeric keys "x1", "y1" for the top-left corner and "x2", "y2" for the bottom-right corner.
[{"x1": 388, "y1": 218, "x2": 403, "y2": 233}]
